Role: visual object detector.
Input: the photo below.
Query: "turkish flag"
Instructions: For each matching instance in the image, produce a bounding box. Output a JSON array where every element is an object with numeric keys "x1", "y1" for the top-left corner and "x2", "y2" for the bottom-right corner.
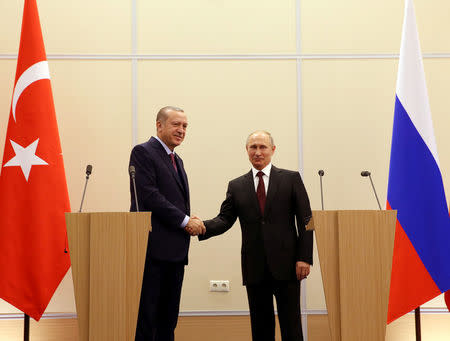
[{"x1": 0, "y1": 0, "x2": 71, "y2": 321}]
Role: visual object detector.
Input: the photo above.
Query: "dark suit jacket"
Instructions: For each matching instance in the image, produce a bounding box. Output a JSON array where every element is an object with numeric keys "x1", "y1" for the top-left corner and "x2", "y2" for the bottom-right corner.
[
  {"x1": 200, "y1": 166, "x2": 312, "y2": 285},
  {"x1": 129, "y1": 137, "x2": 190, "y2": 264}
]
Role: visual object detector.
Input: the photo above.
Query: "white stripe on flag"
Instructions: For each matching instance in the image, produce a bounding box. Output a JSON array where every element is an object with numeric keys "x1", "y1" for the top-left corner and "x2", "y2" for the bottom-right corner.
[{"x1": 395, "y1": 0, "x2": 439, "y2": 167}]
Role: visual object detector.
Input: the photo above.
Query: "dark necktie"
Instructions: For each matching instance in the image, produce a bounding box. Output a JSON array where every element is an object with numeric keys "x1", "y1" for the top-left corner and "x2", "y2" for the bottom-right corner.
[
  {"x1": 170, "y1": 153, "x2": 178, "y2": 172},
  {"x1": 256, "y1": 171, "x2": 266, "y2": 215}
]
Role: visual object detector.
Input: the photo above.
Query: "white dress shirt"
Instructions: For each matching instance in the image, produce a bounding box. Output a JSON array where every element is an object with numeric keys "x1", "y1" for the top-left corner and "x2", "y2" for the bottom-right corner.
[{"x1": 251, "y1": 163, "x2": 272, "y2": 193}]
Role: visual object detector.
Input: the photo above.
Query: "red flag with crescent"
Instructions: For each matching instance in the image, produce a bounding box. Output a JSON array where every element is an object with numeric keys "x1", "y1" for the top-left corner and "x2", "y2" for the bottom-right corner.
[{"x1": 0, "y1": 0, "x2": 71, "y2": 321}]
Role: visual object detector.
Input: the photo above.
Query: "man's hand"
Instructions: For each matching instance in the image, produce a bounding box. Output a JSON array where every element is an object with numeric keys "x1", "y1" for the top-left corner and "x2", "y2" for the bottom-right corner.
[
  {"x1": 296, "y1": 261, "x2": 310, "y2": 281},
  {"x1": 191, "y1": 215, "x2": 206, "y2": 235},
  {"x1": 185, "y1": 216, "x2": 206, "y2": 236}
]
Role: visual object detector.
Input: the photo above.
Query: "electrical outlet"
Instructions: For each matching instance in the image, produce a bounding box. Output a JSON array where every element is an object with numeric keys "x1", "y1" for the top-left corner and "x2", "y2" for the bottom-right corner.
[{"x1": 209, "y1": 280, "x2": 230, "y2": 292}]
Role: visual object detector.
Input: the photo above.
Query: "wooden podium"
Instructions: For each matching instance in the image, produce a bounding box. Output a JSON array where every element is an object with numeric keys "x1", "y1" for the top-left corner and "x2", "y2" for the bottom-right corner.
[
  {"x1": 307, "y1": 210, "x2": 397, "y2": 341},
  {"x1": 66, "y1": 212, "x2": 151, "y2": 341}
]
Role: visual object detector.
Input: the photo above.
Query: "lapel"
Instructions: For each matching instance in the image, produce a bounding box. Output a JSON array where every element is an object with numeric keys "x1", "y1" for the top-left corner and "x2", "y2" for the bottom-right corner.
[
  {"x1": 150, "y1": 137, "x2": 186, "y2": 196},
  {"x1": 243, "y1": 170, "x2": 263, "y2": 217},
  {"x1": 264, "y1": 165, "x2": 280, "y2": 217},
  {"x1": 174, "y1": 153, "x2": 190, "y2": 201}
]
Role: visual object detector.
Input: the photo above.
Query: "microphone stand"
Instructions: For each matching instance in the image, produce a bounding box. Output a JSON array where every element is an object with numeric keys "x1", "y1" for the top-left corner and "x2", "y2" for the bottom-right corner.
[
  {"x1": 132, "y1": 179, "x2": 139, "y2": 212},
  {"x1": 361, "y1": 170, "x2": 421, "y2": 341},
  {"x1": 361, "y1": 171, "x2": 382, "y2": 210},
  {"x1": 129, "y1": 166, "x2": 139, "y2": 212},
  {"x1": 66, "y1": 165, "x2": 92, "y2": 254},
  {"x1": 368, "y1": 173, "x2": 382, "y2": 210}
]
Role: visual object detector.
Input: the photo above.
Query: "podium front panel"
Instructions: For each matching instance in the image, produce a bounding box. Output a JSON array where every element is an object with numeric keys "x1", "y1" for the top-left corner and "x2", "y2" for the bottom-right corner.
[
  {"x1": 338, "y1": 210, "x2": 396, "y2": 341},
  {"x1": 66, "y1": 212, "x2": 150, "y2": 341}
]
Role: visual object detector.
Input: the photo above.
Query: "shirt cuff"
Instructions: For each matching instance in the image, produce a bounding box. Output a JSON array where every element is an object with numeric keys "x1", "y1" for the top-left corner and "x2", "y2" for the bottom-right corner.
[{"x1": 181, "y1": 215, "x2": 190, "y2": 228}]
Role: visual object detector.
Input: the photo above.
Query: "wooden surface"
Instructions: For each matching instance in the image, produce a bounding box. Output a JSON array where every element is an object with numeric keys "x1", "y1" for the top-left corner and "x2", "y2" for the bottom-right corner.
[
  {"x1": 338, "y1": 210, "x2": 396, "y2": 341},
  {"x1": 310, "y1": 210, "x2": 397, "y2": 341},
  {"x1": 307, "y1": 315, "x2": 332, "y2": 341},
  {"x1": 1, "y1": 313, "x2": 450, "y2": 341},
  {"x1": 65, "y1": 213, "x2": 90, "y2": 341},
  {"x1": 0, "y1": 318, "x2": 79, "y2": 341},
  {"x1": 66, "y1": 212, "x2": 150, "y2": 341},
  {"x1": 311, "y1": 210, "x2": 341, "y2": 341}
]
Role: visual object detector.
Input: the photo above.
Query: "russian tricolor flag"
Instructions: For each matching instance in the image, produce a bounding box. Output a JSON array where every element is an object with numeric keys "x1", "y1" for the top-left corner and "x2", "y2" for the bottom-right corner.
[{"x1": 386, "y1": 0, "x2": 450, "y2": 323}]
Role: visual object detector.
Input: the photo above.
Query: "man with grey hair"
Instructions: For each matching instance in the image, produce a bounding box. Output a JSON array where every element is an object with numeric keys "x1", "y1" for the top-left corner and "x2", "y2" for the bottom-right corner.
[
  {"x1": 129, "y1": 106, "x2": 205, "y2": 341},
  {"x1": 200, "y1": 130, "x2": 313, "y2": 341}
]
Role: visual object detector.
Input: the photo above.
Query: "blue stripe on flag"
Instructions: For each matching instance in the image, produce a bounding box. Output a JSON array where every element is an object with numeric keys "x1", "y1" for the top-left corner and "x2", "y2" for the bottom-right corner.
[{"x1": 388, "y1": 96, "x2": 450, "y2": 292}]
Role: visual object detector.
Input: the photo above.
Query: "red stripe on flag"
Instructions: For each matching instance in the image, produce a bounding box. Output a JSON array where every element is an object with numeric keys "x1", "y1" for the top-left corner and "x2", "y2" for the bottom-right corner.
[{"x1": 387, "y1": 202, "x2": 441, "y2": 323}]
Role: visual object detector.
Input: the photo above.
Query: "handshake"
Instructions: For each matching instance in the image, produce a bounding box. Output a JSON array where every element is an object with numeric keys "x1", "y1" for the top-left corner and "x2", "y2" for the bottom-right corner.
[{"x1": 185, "y1": 216, "x2": 206, "y2": 236}]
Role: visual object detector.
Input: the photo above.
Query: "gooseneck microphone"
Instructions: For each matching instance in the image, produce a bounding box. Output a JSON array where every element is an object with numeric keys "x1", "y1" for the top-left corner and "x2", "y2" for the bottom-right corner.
[
  {"x1": 318, "y1": 170, "x2": 325, "y2": 210},
  {"x1": 67, "y1": 164, "x2": 93, "y2": 253},
  {"x1": 79, "y1": 164, "x2": 93, "y2": 213},
  {"x1": 361, "y1": 170, "x2": 382, "y2": 210},
  {"x1": 129, "y1": 165, "x2": 139, "y2": 212}
]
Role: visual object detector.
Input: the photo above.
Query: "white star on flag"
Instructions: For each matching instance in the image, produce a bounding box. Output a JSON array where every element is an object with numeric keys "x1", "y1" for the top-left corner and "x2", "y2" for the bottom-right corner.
[{"x1": 3, "y1": 138, "x2": 48, "y2": 181}]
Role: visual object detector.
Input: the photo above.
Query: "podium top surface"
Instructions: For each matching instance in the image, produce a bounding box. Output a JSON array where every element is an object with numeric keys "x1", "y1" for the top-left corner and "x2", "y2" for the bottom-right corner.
[{"x1": 306, "y1": 210, "x2": 397, "y2": 231}]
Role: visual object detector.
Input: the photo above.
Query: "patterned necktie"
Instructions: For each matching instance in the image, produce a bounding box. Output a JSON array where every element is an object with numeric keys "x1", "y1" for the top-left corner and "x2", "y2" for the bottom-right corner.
[
  {"x1": 170, "y1": 153, "x2": 178, "y2": 172},
  {"x1": 256, "y1": 171, "x2": 266, "y2": 215}
]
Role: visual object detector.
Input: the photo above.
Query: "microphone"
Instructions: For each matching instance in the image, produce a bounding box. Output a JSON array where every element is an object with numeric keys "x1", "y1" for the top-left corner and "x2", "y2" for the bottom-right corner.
[
  {"x1": 86, "y1": 164, "x2": 92, "y2": 177},
  {"x1": 79, "y1": 164, "x2": 93, "y2": 213},
  {"x1": 318, "y1": 170, "x2": 325, "y2": 210},
  {"x1": 129, "y1": 165, "x2": 139, "y2": 212},
  {"x1": 361, "y1": 170, "x2": 382, "y2": 210}
]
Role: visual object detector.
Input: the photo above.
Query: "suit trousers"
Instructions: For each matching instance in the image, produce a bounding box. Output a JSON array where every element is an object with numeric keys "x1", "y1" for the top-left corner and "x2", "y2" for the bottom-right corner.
[
  {"x1": 135, "y1": 258, "x2": 185, "y2": 341},
  {"x1": 245, "y1": 267, "x2": 303, "y2": 341}
]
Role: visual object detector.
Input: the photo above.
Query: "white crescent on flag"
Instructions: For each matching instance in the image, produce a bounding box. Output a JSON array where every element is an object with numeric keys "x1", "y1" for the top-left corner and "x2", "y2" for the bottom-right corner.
[{"x1": 12, "y1": 60, "x2": 50, "y2": 122}]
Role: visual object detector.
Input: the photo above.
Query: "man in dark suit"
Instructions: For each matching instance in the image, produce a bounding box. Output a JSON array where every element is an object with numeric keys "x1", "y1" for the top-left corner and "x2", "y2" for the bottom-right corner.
[
  {"x1": 199, "y1": 131, "x2": 313, "y2": 341},
  {"x1": 129, "y1": 106, "x2": 205, "y2": 341}
]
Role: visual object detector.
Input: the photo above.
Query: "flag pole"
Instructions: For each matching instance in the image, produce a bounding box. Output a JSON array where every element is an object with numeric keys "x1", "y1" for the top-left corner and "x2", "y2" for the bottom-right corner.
[
  {"x1": 414, "y1": 307, "x2": 421, "y2": 341},
  {"x1": 24, "y1": 314, "x2": 30, "y2": 341}
]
